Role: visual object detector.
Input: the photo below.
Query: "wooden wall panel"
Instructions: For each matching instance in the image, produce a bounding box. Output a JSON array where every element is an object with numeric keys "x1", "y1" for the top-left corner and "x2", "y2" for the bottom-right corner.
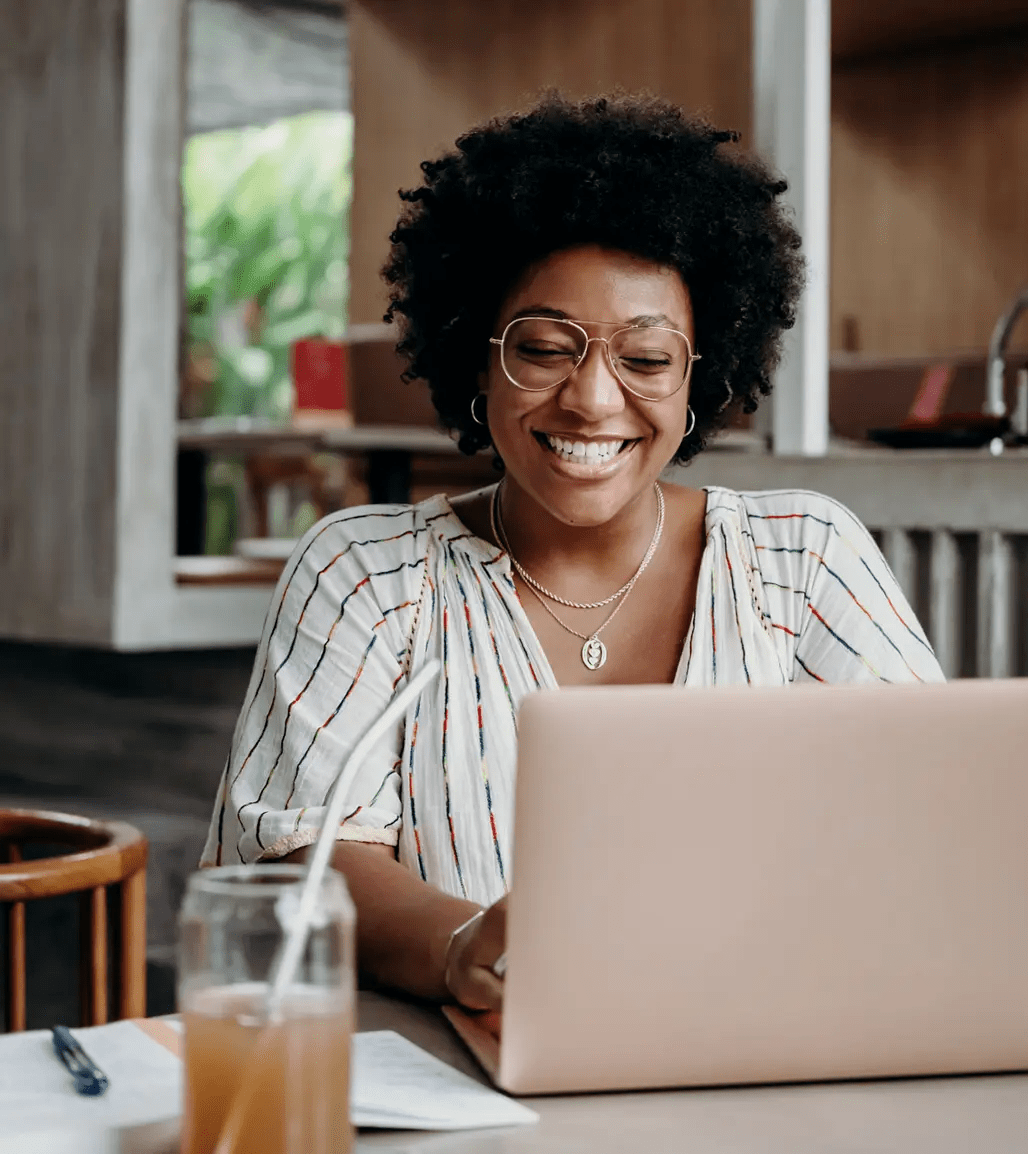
[
  {"x1": 0, "y1": 1, "x2": 125, "y2": 642},
  {"x1": 831, "y1": 34, "x2": 1028, "y2": 358},
  {"x1": 349, "y1": 0, "x2": 751, "y2": 324},
  {"x1": 833, "y1": 0, "x2": 1028, "y2": 63}
]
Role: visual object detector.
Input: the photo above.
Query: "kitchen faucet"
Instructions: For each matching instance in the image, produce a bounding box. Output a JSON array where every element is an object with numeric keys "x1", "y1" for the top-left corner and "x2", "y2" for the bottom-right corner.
[{"x1": 985, "y1": 287, "x2": 1028, "y2": 419}]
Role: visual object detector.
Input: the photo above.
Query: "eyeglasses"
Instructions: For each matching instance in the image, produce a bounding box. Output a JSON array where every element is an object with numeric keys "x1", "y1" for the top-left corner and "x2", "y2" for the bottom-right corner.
[{"x1": 489, "y1": 316, "x2": 700, "y2": 402}]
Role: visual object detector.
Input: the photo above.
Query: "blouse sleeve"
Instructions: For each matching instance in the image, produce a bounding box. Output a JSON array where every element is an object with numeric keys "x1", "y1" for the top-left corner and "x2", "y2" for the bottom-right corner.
[
  {"x1": 200, "y1": 506, "x2": 426, "y2": 866},
  {"x1": 754, "y1": 491, "x2": 945, "y2": 685}
]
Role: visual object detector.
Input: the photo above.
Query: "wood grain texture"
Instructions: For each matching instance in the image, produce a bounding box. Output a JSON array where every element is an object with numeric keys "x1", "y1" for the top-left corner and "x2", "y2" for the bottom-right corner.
[
  {"x1": 4, "y1": 843, "x2": 26, "y2": 1033},
  {"x1": 348, "y1": 0, "x2": 752, "y2": 323},
  {"x1": 81, "y1": 885, "x2": 108, "y2": 1025},
  {"x1": 833, "y1": 0, "x2": 1028, "y2": 63},
  {"x1": 174, "y1": 556, "x2": 284, "y2": 585},
  {"x1": 0, "y1": 811, "x2": 147, "y2": 899},
  {"x1": 0, "y1": 810, "x2": 147, "y2": 1030},
  {"x1": 118, "y1": 867, "x2": 147, "y2": 1019},
  {"x1": 5, "y1": 901, "x2": 26, "y2": 1032},
  {"x1": 0, "y1": 0, "x2": 126, "y2": 643},
  {"x1": 0, "y1": 0, "x2": 275, "y2": 649},
  {"x1": 832, "y1": 33, "x2": 1028, "y2": 359}
]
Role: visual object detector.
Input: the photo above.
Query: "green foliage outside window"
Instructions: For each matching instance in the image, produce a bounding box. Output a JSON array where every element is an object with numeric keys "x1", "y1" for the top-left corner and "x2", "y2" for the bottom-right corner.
[{"x1": 182, "y1": 111, "x2": 352, "y2": 421}]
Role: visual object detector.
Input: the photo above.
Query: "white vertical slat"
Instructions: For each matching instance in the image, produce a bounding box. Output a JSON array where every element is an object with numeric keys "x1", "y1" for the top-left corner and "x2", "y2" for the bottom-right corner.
[
  {"x1": 882, "y1": 528, "x2": 917, "y2": 607},
  {"x1": 929, "y1": 530, "x2": 960, "y2": 678},
  {"x1": 753, "y1": 0, "x2": 831, "y2": 456},
  {"x1": 977, "y1": 531, "x2": 1013, "y2": 678}
]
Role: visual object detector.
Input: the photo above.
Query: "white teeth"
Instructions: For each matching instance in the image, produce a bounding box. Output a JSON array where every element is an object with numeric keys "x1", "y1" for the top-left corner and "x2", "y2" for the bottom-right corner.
[{"x1": 544, "y1": 434, "x2": 626, "y2": 462}]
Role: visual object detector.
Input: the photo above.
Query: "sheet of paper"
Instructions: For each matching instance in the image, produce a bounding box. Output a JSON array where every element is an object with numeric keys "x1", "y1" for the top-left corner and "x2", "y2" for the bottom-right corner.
[
  {"x1": 0, "y1": 1118, "x2": 179, "y2": 1154},
  {"x1": 352, "y1": 1030, "x2": 538, "y2": 1130},
  {"x1": 0, "y1": 1020, "x2": 181, "y2": 1136},
  {"x1": 0, "y1": 1020, "x2": 534, "y2": 1137}
]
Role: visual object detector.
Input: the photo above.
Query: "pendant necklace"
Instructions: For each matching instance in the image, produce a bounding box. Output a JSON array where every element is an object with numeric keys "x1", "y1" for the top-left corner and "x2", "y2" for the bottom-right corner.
[{"x1": 490, "y1": 482, "x2": 665, "y2": 671}]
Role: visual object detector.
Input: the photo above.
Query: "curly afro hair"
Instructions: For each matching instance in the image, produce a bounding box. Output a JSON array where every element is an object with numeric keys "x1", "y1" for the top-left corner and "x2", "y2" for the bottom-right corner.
[{"x1": 382, "y1": 91, "x2": 804, "y2": 464}]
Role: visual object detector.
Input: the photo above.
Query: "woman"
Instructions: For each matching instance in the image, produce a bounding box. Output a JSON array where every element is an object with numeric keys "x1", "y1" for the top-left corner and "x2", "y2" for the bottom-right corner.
[{"x1": 202, "y1": 93, "x2": 943, "y2": 1024}]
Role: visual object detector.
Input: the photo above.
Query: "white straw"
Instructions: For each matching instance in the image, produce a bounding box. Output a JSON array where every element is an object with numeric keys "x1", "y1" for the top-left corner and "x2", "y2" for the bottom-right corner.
[{"x1": 264, "y1": 658, "x2": 441, "y2": 1019}]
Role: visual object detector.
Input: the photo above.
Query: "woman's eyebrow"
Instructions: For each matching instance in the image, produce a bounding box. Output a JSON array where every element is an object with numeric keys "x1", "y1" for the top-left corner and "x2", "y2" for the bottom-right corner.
[
  {"x1": 628, "y1": 313, "x2": 674, "y2": 327},
  {"x1": 509, "y1": 305, "x2": 568, "y2": 320},
  {"x1": 507, "y1": 307, "x2": 677, "y2": 326}
]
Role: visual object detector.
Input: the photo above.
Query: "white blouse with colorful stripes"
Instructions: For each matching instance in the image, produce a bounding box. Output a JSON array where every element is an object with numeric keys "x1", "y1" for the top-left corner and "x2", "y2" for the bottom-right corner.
[{"x1": 201, "y1": 486, "x2": 944, "y2": 904}]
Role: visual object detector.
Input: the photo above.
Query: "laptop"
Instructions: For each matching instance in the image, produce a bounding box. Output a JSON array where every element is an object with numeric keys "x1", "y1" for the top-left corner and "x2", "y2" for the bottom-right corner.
[{"x1": 444, "y1": 678, "x2": 1028, "y2": 1095}]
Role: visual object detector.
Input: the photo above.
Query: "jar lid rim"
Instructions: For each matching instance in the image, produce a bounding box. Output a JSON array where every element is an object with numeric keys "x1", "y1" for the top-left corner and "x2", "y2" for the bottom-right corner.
[{"x1": 186, "y1": 862, "x2": 341, "y2": 898}]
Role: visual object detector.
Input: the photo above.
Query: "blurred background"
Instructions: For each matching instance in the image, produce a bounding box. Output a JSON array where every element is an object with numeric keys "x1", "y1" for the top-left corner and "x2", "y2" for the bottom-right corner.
[{"x1": 2, "y1": 0, "x2": 1028, "y2": 1023}]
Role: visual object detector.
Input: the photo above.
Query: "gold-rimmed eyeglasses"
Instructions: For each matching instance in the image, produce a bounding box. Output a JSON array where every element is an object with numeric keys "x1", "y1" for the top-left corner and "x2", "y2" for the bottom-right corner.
[{"x1": 488, "y1": 316, "x2": 700, "y2": 402}]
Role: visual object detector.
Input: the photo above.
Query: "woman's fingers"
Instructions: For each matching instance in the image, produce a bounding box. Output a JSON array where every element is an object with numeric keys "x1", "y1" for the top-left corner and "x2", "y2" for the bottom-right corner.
[
  {"x1": 477, "y1": 1009, "x2": 503, "y2": 1040},
  {"x1": 445, "y1": 894, "x2": 508, "y2": 1012},
  {"x1": 457, "y1": 963, "x2": 504, "y2": 1013}
]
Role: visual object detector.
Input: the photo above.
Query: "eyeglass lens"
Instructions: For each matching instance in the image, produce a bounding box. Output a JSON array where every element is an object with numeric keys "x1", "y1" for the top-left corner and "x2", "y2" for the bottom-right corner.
[{"x1": 500, "y1": 317, "x2": 691, "y2": 399}]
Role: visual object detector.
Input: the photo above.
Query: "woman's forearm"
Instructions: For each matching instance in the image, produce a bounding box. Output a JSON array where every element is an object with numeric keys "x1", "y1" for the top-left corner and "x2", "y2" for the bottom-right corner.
[{"x1": 283, "y1": 841, "x2": 481, "y2": 1000}]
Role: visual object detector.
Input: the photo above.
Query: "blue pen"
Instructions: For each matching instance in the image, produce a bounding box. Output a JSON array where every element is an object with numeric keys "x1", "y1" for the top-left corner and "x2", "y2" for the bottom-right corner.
[{"x1": 51, "y1": 1025, "x2": 110, "y2": 1097}]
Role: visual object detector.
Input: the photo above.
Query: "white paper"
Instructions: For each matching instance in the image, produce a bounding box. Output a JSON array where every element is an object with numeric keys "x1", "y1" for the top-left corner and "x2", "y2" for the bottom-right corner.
[
  {"x1": 0, "y1": 1020, "x2": 181, "y2": 1136},
  {"x1": 0, "y1": 1119, "x2": 180, "y2": 1154},
  {"x1": 352, "y1": 1030, "x2": 538, "y2": 1130},
  {"x1": 0, "y1": 1020, "x2": 535, "y2": 1138}
]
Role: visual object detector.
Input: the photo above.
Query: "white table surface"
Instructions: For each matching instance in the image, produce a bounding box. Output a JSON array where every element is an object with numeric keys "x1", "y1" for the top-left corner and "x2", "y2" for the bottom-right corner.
[
  {"x1": 8, "y1": 993, "x2": 1028, "y2": 1153},
  {"x1": 355, "y1": 991, "x2": 1028, "y2": 1153}
]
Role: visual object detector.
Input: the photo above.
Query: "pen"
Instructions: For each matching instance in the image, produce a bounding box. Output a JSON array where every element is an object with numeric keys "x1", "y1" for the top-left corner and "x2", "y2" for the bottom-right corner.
[{"x1": 51, "y1": 1025, "x2": 110, "y2": 1097}]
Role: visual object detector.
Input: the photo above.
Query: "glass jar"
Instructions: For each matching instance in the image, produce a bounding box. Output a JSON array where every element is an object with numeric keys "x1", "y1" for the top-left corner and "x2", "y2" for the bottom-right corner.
[{"x1": 178, "y1": 863, "x2": 355, "y2": 1154}]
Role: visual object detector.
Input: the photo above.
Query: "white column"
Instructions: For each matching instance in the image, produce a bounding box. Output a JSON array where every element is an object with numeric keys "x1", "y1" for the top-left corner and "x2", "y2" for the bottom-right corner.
[
  {"x1": 977, "y1": 531, "x2": 1013, "y2": 678},
  {"x1": 753, "y1": 0, "x2": 831, "y2": 456},
  {"x1": 882, "y1": 529, "x2": 917, "y2": 607},
  {"x1": 929, "y1": 530, "x2": 961, "y2": 679},
  {"x1": 114, "y1": 0, "x2": 186, "y2": 646}
]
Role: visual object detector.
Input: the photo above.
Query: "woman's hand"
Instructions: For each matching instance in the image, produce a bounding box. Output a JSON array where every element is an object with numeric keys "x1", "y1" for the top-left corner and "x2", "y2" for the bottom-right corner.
[{"x1": 444, "y1": 894, "x2": 507, "y2": 1036}]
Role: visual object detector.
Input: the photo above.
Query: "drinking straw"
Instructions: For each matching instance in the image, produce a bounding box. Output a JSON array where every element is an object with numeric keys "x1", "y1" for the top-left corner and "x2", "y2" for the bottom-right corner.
[
  {"x1": 266, "y1": 657, "x2": 442, "y2": 1018},
  {"x1": 211, "y1": 659, "x2": 441, "y2": 1154}
]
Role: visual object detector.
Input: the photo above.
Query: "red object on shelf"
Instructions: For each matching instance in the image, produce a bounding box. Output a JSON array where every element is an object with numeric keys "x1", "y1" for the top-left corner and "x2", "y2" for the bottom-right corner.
[{"x1": 291, "y1": 338, "x2": 349, "y2": 412}]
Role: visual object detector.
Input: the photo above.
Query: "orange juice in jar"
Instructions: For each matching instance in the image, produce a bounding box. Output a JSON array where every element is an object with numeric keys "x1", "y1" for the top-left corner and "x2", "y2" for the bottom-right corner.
[{"x1": 178, "y1": 865, "x2": 355, "y2": 1154}]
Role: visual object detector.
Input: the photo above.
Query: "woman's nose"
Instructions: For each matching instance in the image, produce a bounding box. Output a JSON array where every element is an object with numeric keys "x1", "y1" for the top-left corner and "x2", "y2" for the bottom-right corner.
[{"x1": 556, "y1": 340, "x2": 625, "y2": 419}]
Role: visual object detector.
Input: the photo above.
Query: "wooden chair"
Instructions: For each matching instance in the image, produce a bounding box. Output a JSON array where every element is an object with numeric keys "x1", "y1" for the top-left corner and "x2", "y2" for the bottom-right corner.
[{"x1": 0, "y1": 809, "x2": 148, "y2": 1032}]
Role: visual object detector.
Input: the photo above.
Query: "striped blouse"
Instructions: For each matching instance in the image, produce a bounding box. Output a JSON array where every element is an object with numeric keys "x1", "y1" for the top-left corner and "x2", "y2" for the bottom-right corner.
[{"x1": 201, "y1": 485, "x2": 944, "y2": 904}]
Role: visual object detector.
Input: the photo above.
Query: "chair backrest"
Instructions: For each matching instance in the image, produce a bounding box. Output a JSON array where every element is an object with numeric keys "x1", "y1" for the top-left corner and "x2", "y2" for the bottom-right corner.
[{"x1": 0, "y1": 809, "x2": 148, "y2": 1032}]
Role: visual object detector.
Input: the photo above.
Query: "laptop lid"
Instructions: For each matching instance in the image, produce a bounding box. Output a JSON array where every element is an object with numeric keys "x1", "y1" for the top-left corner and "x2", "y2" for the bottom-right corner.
[{"x1": 495, "y1": 678, "x2": 1028, "y2": 1095}]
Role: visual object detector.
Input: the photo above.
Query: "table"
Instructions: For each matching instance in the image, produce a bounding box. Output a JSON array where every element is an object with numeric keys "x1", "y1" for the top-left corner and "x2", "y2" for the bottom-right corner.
[
  {"x1": 6, "y1": 993, "x2": 1028, "y2": 1153},
  {"x1": 176, "y1": 418, "x2": 764, "y2": 508},
  {"x1": 177, "y1": 418, "x2": 460, "y2": 505},
  {"x1": 355, "y1": 991, "x2": 1028, "y2": 1153}
]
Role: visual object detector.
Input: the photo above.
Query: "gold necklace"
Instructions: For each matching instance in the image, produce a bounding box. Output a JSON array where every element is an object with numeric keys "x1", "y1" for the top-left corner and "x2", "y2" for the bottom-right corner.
[{"x1": 490, "y1": 483, "x2": 665, "y2": 671}]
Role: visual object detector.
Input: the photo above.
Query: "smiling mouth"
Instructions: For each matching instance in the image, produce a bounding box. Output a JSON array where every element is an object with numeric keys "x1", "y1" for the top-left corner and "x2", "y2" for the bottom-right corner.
[{"x1": 535, "y1": 432, "x2": 637, "y2": 463}]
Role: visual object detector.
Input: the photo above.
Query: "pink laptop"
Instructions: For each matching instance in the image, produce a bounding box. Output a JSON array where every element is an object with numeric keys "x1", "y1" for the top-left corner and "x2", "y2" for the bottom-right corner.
[{"x1": 446, "y1": 678, "x2": 1028, "y2": 1095}]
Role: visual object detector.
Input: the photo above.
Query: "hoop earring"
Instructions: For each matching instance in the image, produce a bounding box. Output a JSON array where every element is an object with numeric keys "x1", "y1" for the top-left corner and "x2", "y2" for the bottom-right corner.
[
  {"x1": 684, "y1": 406, "x2": 696, "y2": 438},
  {"x1": 470, "y1": 393, "x2": 487, "y2": 426}
]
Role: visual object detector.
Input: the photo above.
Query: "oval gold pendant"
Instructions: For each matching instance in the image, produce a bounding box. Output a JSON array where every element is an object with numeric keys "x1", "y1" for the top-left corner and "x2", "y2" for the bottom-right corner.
[{"x1": 581, "y1": 636, "x2": 607, "y2": 670}]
